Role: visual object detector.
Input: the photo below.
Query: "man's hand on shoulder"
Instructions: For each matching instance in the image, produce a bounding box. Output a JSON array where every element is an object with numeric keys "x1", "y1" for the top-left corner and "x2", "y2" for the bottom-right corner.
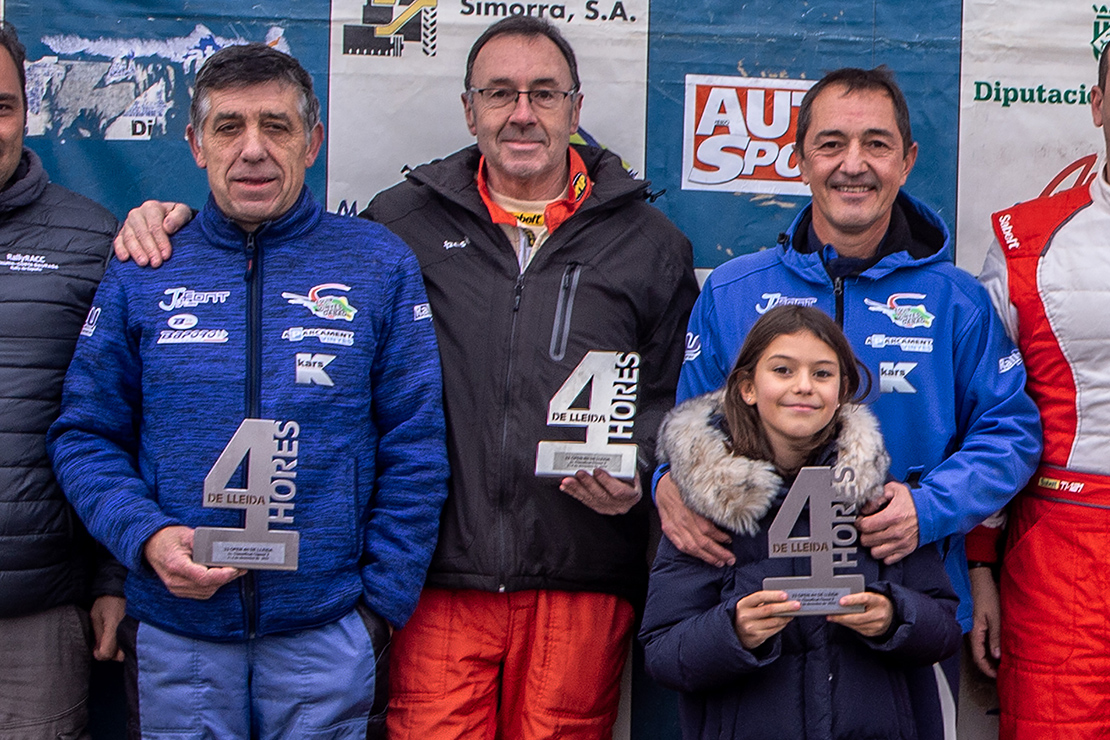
[
  {"x1": 560, "y1": 469, "x2": 642, "y2": 515},
  {"x1": 143, "y1": 525, "x2": 244, "y2": 600},
  {"x1": 656, "y1": 472, "x2": 734, "y2": 567},
  {"x1": 856, "y1": 481, "x2": 920, "y2": 564},
  {"x1": 113, "y1": 201, "x2": 193, "y2": 267}
]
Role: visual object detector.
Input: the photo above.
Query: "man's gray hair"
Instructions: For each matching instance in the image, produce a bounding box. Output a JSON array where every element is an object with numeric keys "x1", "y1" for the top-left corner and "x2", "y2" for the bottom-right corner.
[{"x1": 190, "y1": 43, "x2": 320, "y2": 143}]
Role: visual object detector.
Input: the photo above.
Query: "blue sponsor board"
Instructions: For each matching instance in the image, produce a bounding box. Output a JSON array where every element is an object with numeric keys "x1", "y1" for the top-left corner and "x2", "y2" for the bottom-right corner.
[
  {"x1": 645, "y1": 0, "x2": 963, "y2": 269},
  {"x1": 9, "y1": 0, "x2": 330, "y2": 220}
]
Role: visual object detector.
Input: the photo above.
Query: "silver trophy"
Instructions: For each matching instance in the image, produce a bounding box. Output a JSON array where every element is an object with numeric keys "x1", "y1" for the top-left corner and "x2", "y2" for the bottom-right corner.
[
  {"x1": 762, "y1": 466, "x2": 865, "y2": 615},
  {"x1": 193, "y1": 418, "x2": 300, "y2": 571},
  {"x1": 536, "y1": 350, "x2": 640, "y2": 479}
]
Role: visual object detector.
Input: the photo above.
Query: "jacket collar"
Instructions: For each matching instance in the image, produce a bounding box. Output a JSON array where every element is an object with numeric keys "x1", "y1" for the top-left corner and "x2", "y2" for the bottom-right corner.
[
  {"x1": 0, "y1": 148, "x2": 48, "y2": 213},
  {"x1": 657, "y1": 390, "x2": 890, "y2": 535},
  {"x1": 778, "y1": 190, "x2": 952, "y2": 286},
  {"x1": 197, "y1": 185, "x2": 323, "y2": 251},
  {"x1": 474, "y1": 146, "x2": 594, "y2": 233},
  {"x1": 406, "y1": 143, "x2": 649, "y2": 223}
]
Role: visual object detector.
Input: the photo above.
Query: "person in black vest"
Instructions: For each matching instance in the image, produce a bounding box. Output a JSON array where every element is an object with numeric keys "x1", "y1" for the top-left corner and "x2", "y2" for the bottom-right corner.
[{"x1": 0, "y1": 20, "x2": 125, "y2": 740}]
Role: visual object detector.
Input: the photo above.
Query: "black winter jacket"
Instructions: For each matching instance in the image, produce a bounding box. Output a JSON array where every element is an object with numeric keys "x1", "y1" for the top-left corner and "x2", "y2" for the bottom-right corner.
[
  {"x1": 363, "y1": 145, "x2": 698, "y2": 602},
  {"x1": 0, "y1": 148, "x2": 123, "y2": 617},
  {"x1": 641, "y1": 391, "x2": 961, "y2": 739}
]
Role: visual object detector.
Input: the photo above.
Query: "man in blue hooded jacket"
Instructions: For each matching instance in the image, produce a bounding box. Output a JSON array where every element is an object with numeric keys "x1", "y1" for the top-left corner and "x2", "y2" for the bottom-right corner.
[
  {"x1": 48, "y1": 43, "x2": 448, "y2": 739},
  {"x1": 654, "y1": 66, "x2": 1041, "y2": 729}
]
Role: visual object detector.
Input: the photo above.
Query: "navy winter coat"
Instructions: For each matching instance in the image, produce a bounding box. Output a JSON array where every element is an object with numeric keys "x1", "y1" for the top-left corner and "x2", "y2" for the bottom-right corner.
[{"x1": 641, "y1": 392, "x2": 961, "y2": 739}]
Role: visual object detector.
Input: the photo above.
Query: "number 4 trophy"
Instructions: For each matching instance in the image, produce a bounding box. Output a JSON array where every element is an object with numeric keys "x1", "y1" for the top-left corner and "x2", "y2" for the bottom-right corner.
[
  {"x1": 535, "y1": 350, "x2": 640, "y2": 479},
  {"x1": 762, "y1": 466, "x2": 866, "y2": 615},
  {"x1": 193, "y1": 418, "x2": 301, "y2": 571}
]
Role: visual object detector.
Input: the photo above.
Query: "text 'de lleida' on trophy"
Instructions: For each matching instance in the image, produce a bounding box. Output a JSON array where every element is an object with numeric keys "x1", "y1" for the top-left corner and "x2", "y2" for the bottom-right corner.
[
  {"x1": 536, "y1": 350, "x2": 640, "y2": 480},
  {"x1": 193, "y1": 419, "x2": 300, "y2": 571},
  {"x1": 762, "y1": 466, "x2": 865, "y2": 615}
]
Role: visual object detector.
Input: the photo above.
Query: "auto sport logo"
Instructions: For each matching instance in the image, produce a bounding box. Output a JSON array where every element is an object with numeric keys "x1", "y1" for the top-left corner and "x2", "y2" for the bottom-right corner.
[
  {"x1": 343, "y1": 0, "x2": 437, "y2": 58},
  {"x1": 682, "y1": 75, "x2": 814, "y2": 195}
]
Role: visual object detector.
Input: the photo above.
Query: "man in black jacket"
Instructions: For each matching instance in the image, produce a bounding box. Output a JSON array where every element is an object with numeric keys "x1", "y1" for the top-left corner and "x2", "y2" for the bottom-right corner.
[
  {"x1": 113, "y1": 16, "x2": 697, "y2": 739},
  {"x1": 0, "y1": 21, "x2": 126, "y2": 740},
  {"x1": 361, "y1": 19, "x2": 697, "y2": 739}
]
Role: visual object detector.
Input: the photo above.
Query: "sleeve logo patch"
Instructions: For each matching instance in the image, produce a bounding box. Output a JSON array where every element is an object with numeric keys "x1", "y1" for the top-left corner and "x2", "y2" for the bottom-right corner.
[
  {"x1": 684, "y1": 331, "x2": 702, "y2": 362},
  {"x1": 999, "y1": 349, "x2": 1023, "y2": 374},
  {"x1": 80, "y1": 306, "x2": 101, "y2": 337}
]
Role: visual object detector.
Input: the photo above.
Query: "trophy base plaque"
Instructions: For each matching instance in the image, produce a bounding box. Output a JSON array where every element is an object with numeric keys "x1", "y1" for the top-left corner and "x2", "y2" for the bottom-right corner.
[
  {"x1": 194, "y1": 527, "x2": 299, "y2": 571},
  {"x1": 535, "y1": 441, "x2": 638, "y2": 479},
  {"x1": 763, "y1": 575, "x2": 866, "y2": 616}
]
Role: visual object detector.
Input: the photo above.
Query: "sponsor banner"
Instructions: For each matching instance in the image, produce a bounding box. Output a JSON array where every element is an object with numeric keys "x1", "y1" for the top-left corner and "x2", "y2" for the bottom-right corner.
[
  {"x1": 326, "y1": 0, "x2": 648, "y2": 216},
  {"x1": 682, "y1": 75, "x2": 813, "y2": 195},
  {"x1": 646, "y1": 0, "x2": 963, "y2": 270},
  {"x1": 956, "y1": 0, "x2": 1106, "y2": 272},
  {"x1": 10, "y1": 0, "x2": 330, "y2": 220}
]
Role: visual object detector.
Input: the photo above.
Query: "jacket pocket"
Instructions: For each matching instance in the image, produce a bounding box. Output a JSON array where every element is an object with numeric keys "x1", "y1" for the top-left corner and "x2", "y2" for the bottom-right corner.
[{"x1": 549, "y1": 263, "x2": 581, "y2": 361}]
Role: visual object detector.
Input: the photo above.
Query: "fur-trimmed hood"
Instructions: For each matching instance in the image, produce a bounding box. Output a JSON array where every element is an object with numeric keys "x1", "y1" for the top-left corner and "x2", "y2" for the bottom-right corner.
[{"x1": 658, "y1": 390, "x2": 890, "y2": 536}]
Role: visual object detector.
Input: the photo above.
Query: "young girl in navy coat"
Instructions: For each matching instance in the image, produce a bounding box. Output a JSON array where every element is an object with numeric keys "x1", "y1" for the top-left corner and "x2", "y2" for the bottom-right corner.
[{"x1": 641, "y1": 305, "x2": 960, "y2": 740}]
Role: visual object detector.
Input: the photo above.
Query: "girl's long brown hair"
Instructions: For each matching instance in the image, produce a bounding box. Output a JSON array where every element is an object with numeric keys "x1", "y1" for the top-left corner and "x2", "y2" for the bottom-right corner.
[{"x1": 722, "y1": 305, "x2": 870, "y2": 466}]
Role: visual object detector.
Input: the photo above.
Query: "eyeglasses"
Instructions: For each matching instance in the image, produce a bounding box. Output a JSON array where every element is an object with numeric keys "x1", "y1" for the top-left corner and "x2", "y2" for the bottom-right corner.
[{"x1": 468, "y1": 87, "x2": 577, "y2": 110}]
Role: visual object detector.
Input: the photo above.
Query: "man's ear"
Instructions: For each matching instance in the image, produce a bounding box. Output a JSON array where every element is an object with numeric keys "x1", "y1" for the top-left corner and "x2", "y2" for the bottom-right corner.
[
  {"x1": 900, "y1": 141, "x2": 919, "y2": 185},
  {"x1": 463, "y1": 91, "x2": 478, "y2": 137},
  {"x1": 304, "y1": 122, "x2": 324, "y2": 168},
  {"x1": 186, "y1": 124, "x2": 206, "y2": 169}
]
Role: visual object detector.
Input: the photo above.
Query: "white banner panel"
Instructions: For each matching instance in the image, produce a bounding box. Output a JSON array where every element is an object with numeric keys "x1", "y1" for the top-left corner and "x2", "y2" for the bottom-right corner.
[
  {"x1": 956, "y1": 1, "x2": 1106, "y2": 272},
  {"x1": 326, "y1": 0, "x2": 648, "y2": 215}
]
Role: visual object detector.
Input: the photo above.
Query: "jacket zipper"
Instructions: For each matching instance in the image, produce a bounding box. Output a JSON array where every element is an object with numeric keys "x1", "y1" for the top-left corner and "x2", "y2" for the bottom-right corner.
[
  {"x1": 495, "y1": 273, "x2": 526, "y2": 592},
  {"x1": 548, "y1": 263, "x2": 581, "y2": 361},
  {"x1": 833, "y1": 276, "x2": 844, "y2": 327},
  {"x1": 242, "y1": 230, "x2": 261, "y2": 638}
]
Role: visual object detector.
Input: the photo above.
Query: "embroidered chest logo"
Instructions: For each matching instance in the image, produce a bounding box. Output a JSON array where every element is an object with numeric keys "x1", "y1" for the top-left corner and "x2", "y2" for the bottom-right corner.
[
  {"x1": 282, "y1": 327, "x2": 355, "y2": 346},
  {"x1": 296, "y1": 353, "x2": 335, "y2": 386},
  {"x1": 755, "y1": 293, "x2": 818, "y2": 314},
  {"x1": 282, "y1": 284, "x2": 358, "y2": 322},
  {"x1": 157, "y1": 329, "x2": 229, "y2": 344},
  {"x1": 865, "y1": 334, "x2": 934, "y2": 353},
  {"x1": 3, "y1": 253, "x2": 59, "y2": 273},
  {"x1": 879, "y1": 362, "x2": 917, "y2": 394},
  {"x1": 864, "y1": 293, "x2": 935, "y2": 329},
  {"x1": 168, "y1": 314, "x2": 198, "y2": 330},
  {"x1": 158, "y1": 287, "x2": 231, "y2": 311}
]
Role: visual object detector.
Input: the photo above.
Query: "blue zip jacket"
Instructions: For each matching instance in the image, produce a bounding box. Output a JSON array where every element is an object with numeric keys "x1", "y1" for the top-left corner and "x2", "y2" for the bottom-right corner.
[
  {"x1": 48, "y1": 186, "x2": 448, "y2": 639},
  {"x1": 665, "y1": 191, "x2": 1041, "y2": 630}
]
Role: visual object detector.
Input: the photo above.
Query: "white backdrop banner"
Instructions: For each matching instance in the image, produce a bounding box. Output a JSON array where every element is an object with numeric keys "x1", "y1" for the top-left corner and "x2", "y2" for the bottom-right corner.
[
  {"x1": 326, "y1": 0, "x2": 648, "y2": 216},
  {"x1": 956, "y1": 1, "x2": 1107, "y2": 271}
]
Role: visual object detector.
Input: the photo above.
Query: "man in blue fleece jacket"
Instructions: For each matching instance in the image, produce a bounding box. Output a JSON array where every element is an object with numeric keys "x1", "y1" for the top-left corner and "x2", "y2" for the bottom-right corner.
[
  {"x1": 47, "y1": 43, "x2": 448, "y2": 740},
  {"x1": 654, "y1": 66, "x2": 1041, "y2": 736}
]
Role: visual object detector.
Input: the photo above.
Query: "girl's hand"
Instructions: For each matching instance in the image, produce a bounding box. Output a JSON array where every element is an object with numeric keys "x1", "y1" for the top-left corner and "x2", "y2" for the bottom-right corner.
[
  {"x1": 826, "y1": 591, "x2": 894, "y2": 637},
  {"x1": 734, "y1": 590, "x2": 801, "y2": 649}
]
